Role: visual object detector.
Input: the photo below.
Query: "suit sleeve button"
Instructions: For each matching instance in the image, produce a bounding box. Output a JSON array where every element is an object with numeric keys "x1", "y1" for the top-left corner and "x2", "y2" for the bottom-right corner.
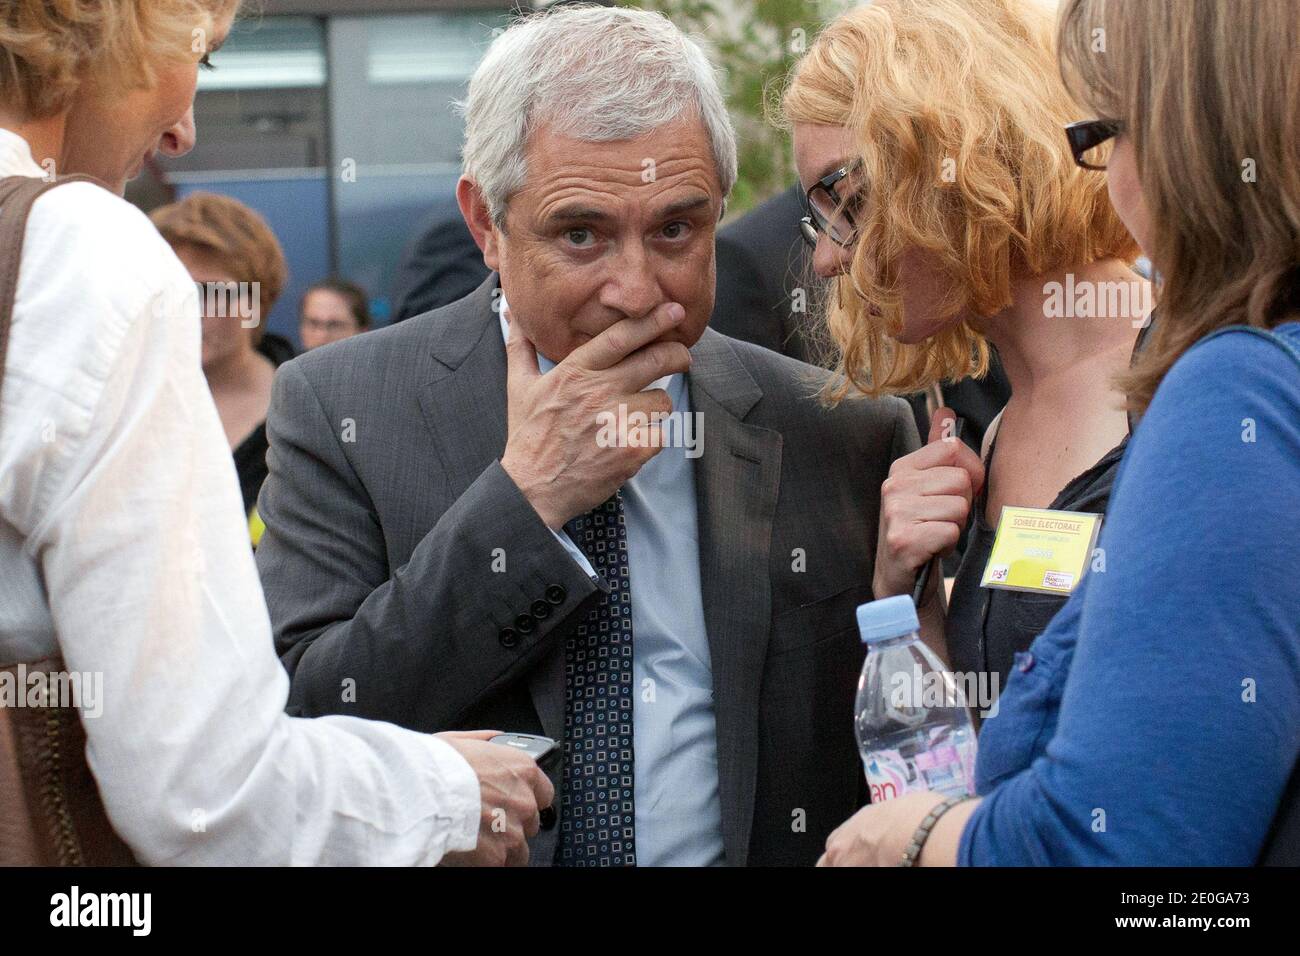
[
  {"x1": 530, "y1": 600, "x2": 551, "y2": 619},
  {"x1": 545, "y1": 584, "x2": 566, "y2": 605},
  {"x1": 515, "y1": 613, "x2": 537, "y2": 635},
  {"x1": 499, "y1": 627, "x2": 519, "y2": 648}
]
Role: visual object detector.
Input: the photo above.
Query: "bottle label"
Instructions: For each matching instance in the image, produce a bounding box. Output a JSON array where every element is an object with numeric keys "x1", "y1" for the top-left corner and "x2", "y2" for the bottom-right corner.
[{"x1": 862, "y1": 730, "x2": 976, "y2": 802}]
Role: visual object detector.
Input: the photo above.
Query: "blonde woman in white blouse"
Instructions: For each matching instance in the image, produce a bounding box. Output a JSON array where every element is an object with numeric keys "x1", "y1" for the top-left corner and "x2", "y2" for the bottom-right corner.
[{"x1": 0, "y1": 0, "x2": 549, "y2": 865}]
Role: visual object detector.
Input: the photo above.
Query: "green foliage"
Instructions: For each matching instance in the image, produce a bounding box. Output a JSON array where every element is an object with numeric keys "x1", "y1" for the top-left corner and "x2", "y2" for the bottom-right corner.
[{"x1": 626, "y1": 0, "x2": 830, "y2": 219}]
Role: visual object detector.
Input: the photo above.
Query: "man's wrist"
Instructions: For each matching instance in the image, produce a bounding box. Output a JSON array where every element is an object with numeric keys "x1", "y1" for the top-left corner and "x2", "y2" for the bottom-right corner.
[{"x1": 500, "y1": 456, "x2": 562, "y2": 529}]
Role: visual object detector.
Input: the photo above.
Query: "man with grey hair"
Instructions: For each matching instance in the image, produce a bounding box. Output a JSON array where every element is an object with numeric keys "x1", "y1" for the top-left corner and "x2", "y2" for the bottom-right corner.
[{"x1": 257, "y1": 4, "x2": 918, "y2": 866}]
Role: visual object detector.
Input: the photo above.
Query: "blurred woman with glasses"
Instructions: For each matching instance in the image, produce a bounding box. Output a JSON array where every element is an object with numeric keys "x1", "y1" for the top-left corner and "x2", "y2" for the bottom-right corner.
[
  {"x1": 299, "y1": 278, "x2": 372, "y2": 351},
  {"x1": 783, "y1": 0, "x2": 1150, "y2": 709}
]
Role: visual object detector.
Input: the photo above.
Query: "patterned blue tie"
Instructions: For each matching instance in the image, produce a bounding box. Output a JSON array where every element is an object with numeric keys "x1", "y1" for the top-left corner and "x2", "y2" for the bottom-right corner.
[{"x1": 556, "y1": 491, "x2": 636, "y2": 866}]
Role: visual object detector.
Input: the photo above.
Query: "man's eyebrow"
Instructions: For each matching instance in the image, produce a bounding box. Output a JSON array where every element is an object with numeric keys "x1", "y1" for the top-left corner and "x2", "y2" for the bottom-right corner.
[
  {"x1": 654, "y1": 196, "x2": 713, "y2": 220},
  {"x1": 542, "y1": 195, "x2": 712, "y2": 228},
  {"x1": 543, "y1": 205, "x2": 615, "y2": 227}
]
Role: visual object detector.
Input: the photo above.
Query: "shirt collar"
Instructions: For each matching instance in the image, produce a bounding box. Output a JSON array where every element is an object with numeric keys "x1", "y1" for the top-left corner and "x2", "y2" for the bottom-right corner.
[
  {"x1": 0, "y1": 127, "x2": 51, "y2": 180},
  {"x1": 497, "y1": 292, "x2": 678, "y2": 394}
]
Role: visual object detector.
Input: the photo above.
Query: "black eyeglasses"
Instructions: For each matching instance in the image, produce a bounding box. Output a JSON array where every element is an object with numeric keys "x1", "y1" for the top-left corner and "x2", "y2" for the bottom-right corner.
[
  {"x1": 1065, "y1": 118, "x2": 1124, "y2": 171},
  {"x1": 799, "y1": 162, "x2": 862, "y2": 249}
]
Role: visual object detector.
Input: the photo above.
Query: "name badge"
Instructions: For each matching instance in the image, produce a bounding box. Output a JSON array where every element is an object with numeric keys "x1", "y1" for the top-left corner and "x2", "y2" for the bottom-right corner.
[{"x1": 981, "y1": 505, "x2": 1102, "y2": 594}]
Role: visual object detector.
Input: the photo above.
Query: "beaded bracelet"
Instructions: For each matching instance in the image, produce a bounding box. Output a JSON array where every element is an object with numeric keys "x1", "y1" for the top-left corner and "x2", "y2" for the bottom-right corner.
[{"x1": 898, "y1": 795, "x2": 971, "y2": 867}]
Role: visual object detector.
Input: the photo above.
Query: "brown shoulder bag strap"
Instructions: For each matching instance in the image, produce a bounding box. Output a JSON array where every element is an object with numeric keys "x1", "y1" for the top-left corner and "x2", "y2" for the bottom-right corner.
[
  {"x1": 0, "y1": 174, "x2": 102, "y2": 405},
  {"x1": 0, "y1": 173, "x2": 137, "y2": 866}
]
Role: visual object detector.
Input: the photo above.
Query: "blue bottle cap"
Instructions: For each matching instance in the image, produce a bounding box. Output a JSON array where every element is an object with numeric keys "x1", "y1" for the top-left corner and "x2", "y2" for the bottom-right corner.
[{"x1": 856, "y1": 595, "x2": 920, "y2": 645}]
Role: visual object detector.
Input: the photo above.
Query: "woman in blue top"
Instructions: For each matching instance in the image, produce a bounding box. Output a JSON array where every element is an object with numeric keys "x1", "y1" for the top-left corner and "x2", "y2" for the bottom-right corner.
[{"x1": 820, "y1": 0, "x2": 1300, "y2": 866}]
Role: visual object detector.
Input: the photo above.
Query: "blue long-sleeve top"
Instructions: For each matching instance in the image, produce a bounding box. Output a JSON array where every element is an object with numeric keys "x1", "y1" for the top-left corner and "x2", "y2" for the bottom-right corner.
[{"x1": 960, "y1": 322, "x2": 1300, "y2": 865}]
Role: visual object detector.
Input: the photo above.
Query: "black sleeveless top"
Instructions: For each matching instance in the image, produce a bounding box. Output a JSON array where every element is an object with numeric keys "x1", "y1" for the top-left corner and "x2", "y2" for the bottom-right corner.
[
  {"x1": 945, "y1": 312, "x2": 1153, "y2": 706},
  {"x1": 233, "y1": 422, "x2": 271, "y2": 516},
  {"x1": 944, "y1": 434, "x2": 1127, "y2": 707},
  {"x1": 232, "y1": 333, "x2": 296, "y2": 523}
]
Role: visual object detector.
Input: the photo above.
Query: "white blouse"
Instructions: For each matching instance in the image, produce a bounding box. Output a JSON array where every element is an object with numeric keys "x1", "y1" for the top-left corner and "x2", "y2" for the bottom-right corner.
[{"x1": 0, "y1": 128, "x2": 479, "y2": 865}]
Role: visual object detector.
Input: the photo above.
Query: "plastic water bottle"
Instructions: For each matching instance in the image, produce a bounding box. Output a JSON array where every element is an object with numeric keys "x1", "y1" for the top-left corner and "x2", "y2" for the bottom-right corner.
[{"x1": 854, "y1": 595, "x2": 977, "y2": 802}]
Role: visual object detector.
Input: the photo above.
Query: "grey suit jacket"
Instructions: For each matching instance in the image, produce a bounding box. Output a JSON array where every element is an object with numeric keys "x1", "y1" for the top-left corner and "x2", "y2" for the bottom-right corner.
[{"x1": 256, "y1": 274, "x2": 920, "y2": 866}]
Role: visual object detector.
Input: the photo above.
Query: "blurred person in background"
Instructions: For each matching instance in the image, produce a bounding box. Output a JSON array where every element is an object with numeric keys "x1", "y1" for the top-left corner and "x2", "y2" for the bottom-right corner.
[
  {"x1": 820, "y1": 0, "x2": 1300, "y2": 866},
  {"x1": 390, "y1": 192, "x2": 490, "y2": 321},
  {"x1": 0, "y1": 0, "x2": 546, "y2": 866},
  {"x1": 782, "y1": 0, "x2": 1149, "y2": 697},
  {"x1": 151, "y1": 192, "x2": 296, "y2": 542},
  {"x1": 300, "y1": 277, "x2": 371, "y2": 351},
  {"x1": 710, "y1": 184, "x2": 815, "y2": 362}
]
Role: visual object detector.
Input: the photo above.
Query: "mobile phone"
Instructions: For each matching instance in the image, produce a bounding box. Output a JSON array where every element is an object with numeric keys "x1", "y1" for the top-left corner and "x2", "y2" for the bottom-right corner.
[
  {"x1": 488, "y1": 733, "x2": 561, "y2": 831},
  {"x1": 488, "y1": 733, "x2": 562, "y2": 773}
]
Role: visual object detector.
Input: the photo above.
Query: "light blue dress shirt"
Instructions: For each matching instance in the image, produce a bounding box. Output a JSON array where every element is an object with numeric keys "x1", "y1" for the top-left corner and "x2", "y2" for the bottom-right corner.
[{"x1": 499, "y1": 312, "x2": 725, "y2": 866}]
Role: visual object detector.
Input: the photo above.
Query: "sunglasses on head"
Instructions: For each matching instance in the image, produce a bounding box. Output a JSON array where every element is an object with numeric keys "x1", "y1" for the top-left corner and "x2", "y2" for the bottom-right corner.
[{"x1": 1065, "y1": 118, "x2": 1125, "y2": 171}]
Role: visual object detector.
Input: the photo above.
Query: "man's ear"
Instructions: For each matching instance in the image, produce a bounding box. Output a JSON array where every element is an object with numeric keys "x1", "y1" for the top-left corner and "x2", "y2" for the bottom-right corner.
[{"x1": 456, "y1": 175, "x2": 501, "y2": 270}]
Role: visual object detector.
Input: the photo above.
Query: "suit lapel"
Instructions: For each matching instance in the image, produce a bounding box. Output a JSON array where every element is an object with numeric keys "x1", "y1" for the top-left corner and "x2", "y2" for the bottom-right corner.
[
  {"x1": 417, "y1": 276, "x2": 508, "y2": 494},
  {"x1": 688, "y1": 329, "x2": 782, "y2": 866},
  {"x1": 415, "y1": 274, "x2": 567, "y2": 742}
]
